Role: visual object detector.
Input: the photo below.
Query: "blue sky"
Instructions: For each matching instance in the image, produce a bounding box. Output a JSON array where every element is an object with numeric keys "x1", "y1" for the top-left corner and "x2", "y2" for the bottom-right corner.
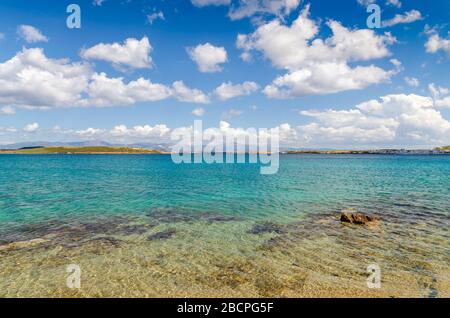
[{"x1": 0, "y1": 0, "x2": 449, "y2": 148}]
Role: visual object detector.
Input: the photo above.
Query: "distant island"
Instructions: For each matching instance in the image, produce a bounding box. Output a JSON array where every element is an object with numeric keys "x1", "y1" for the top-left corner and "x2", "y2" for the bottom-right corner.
[
  {"x1": 0, "y1": 146, "x2": 163, "y2": 154},
  {"x1": 437, "y1": 145, "x2": 450, "y2": 152},
  {"x1": 285, "y1": 146, "x2": 450, "y2": 155},
  {"x1": 0, "y1": 145, "x2": 449, "y2": 155}
]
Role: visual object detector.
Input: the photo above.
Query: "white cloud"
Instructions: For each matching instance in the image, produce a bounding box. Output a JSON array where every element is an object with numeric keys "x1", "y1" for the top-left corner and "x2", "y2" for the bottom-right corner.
[
  {"x1": 298, "y1": 94, "x2": 450, "y2": 147},
  {"x1": 110, "y1": 124, "x2": 170, "y2": 138},
  {"x1": 191, "y1": 0, "x2": 231, "y2": 7},
  {"x1": 93, "y1": 0, "x2": 106, "y2": 6},
  {"x1": 222, "y1": 108, "x2": 243, "y2": 120},
  {"x1": 17, "y1": 25, "x2": 48, "y2": 43},
  {"x1": 386, "y1": 0, "x2": 402, "y2": 8},
  {"x1": 81, "y1": 37, "x2": 153, "y2": 70},
  {"x1": 23, "y1": 122, "x2": 39, "y2": 133},
  {"x1": 0, "y1": 32, "x2": 4, "y2": 40},
  {"x1": 264, "y1": 61, "x2": 399, "y2": 98},
  {"x1": 238, "y1": 5, "x2": 397, "y2": 97},
  {"x1": 191, "y1": 0, "x2": 301, "y2": 20},
  {"x1": 0, "y1": 48, "x2": 210, "y2": 109},
  {"x1": 147, "y1": 11, "x2": 165, "y2": 24},
  {"x1": 172, "y1": 81, "x2": 210, "y2": 104},
  {"x1": 238, "y1": 6, "x2": 395, "y2": 71},
  {"x1": 404, "y1": 76, "x2": 419, "y2": 87},
  {"x1": 435, "y1": 97, "x2": 450, "y2": 108},
  {"x1": 382, "y1": 10, "x2": 423, "y2": 28},
  {"x1": 76, "y1": 127, "x2": 105, "y2": 138},
  {"x1": 425, "y1": 29, "x2": 450, "y2": 57},
  {"x1": 188, "y1": 43, "x2": 228, "y2": 73},
  {"x1": 192, "y1": 107, "x2": 206, "y2": 116},
  {"x1": 356, "y1": 0, "x2": 375, "y2": 6},
  {"x1": 0, "y1": 106, "x2": 15, "y2": 115},
  {"x1": 215, "y1": 81, "x2": 259, "y2": 100},
  {"x1": 357, "y1": 0, "x2": 401, "y2": 8},
  {"x1": 428, "y1": 83, "x2": 449, "y2": 100},
  {"x1": 0, "y1": 48, "x2": 91, "y2": 108},
  {"x1": 3, "y1": 95, "x2": 450, "y2": 147},
  {"x1": 228, "y1": 0, "x2": 301, "y2": 20},
  {"x1": 428, "y1": 83, "x2": 450, "y2": 108},
  {"x1": 83, "y1": 73, "x2": 172, "y2": 107}
]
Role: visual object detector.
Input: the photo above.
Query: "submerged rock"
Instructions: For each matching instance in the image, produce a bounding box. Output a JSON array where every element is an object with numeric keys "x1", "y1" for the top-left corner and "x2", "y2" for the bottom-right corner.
[
  {"x1": 0, "y1": 238, "x2": 48, "y2": 252},
  {"x1": 118, "y1": 224, "x2": 155, "y2": 235},
  {"x1": 340, "y1": 209, "x2": 379, "y2": 225},
  {"x1": 248, "y1": 222, "x2": 285, "y2": 235},
  {"x1": 147, "y1": 229, "x2": 177, "y2": 241}
]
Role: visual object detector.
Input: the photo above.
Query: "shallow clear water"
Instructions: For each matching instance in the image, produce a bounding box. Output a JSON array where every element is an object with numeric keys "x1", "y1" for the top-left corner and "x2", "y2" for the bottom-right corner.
[{"x1": 0, "y1": 154, "x2": 449, "y2": 297}]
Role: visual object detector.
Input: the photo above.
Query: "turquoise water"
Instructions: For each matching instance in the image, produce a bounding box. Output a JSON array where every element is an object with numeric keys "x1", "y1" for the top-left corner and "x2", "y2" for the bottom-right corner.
[
  {"x1": 1, "y1": 154, "x2": 449, "y2": 224},
  {"x1": 0, "y1": 154, "x2": 449, "y2": 297}
]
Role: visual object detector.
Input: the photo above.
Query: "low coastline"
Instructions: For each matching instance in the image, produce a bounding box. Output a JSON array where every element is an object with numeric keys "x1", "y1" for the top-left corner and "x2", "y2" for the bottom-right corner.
[
  {"x1": 0, "y1": 146, "x2": 165, "y2": 155},
  {"x1": 0, "y1": 145, "x2": 449, "y2": 155}
]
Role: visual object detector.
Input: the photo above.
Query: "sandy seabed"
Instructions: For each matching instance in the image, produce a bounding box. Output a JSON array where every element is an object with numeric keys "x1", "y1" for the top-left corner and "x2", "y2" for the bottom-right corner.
[{"x1": 0, "y1": 209, "x2": 448, "y2": 298}]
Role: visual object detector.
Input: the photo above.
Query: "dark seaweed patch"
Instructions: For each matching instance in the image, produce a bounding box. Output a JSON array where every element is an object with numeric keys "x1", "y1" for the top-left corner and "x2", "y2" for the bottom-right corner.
[
  {"x1": 147, "y1": 229, "x2": 177, "y2": 241},
  {"x1": 248, "y1": 221, "x2": 285, "y2": 235}
]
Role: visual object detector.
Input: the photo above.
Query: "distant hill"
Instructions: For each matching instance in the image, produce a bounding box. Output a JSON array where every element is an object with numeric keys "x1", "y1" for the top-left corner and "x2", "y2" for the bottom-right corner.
[
  {"x1": 0, "y1": 141, "x2": 171, "y2": 152},
  {"x1": 436, "y1": 146, "x2": 450, "y2": 152},
  {"x1": 0, "y1": 146, "x2": 164, "y2": 154}
]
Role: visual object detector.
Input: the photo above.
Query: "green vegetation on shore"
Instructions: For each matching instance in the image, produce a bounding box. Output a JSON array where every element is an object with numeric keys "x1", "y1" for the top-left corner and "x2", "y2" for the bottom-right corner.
[
  {"x1": 436, "y1": 145, "x2": 450, "y2": 152},
  {"x1": 0, "y1": 146, "x2": 163, "y2": 154}
]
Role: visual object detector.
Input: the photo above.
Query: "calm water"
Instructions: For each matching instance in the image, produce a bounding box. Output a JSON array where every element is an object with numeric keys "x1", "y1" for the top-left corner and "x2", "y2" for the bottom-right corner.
[
  {"x1": 1, "y1": 154, "x2": 449, "y2": 223},
  {"x1": 0, "y1": 154, "x2": 449, "y2": 297}
]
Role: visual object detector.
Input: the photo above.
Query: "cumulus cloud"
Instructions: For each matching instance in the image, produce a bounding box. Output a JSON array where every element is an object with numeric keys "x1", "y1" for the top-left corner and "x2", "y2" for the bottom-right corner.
[
  {"x1": 264, "y1": 60, "x2": 400, "y2": 98},
  {"x1": 172, "y1": 81, "x2": 210, "y2": 104},
  {"x1": 110, "y1": 124, "x2": 170, "y2": 138},
  {"x1": 191, "y1": 0, "x2": 231, "y2": 7},
  {"x1": 192, "y1": 107, "x2": 206, "y2": 117},
  {"x1": 299, "y1": 94, "x2": 450, "y2": 147},
  {"x1": 425, "y1": 28, "x2": 450, "y2": 57},
  {"x1": 0, "y1": 106, "x2": 15, "y2": 115},
  {"x1": 80, "y1": 37, "x2": 153, "y2": 70},
  {"x1": 228, "y1": 0, "x2": 301, "y2": 20},
  {"x1": 222, "y1": 108, "x2": 243, "y2": 120},
  {"x1": 356, "y1": 0, "x2": 375, "y2": 6},
  {"x1": 23, "y1": 122, "x2": 39, "y2": 133},
  {"x1": 69, "y1": 124, "x2": 172, "y2": 142},
  {"x1": 404, "y1": 77, "x2": 419, "y2": 87},
  {"x1": 429, "y1": 83, "x2": 450, "y2": 108},
  {"x1": 3, "y1": 94, "x2": 450, "y2": 147},
  {"x1": 237, "y1": 5, "x2": 397, "y2": 97},
  {"x1": 238, "y1": 5, "x2": 395, "y2": 70},
  {"x1": 214, "y1": 81, "x2": 259, "y2": 100},
  {"x1": 387, "y1": 0, "x2": 401, "y2": 8},
  {"x1": 0, "y1": 48, "x2": 209, "y2": 109},
  {"x1": 428, "y1": 83, "x2": 449, "y2": 100},
  {"x1": 147, "y1": 11, "x2": 165, "y2": 24},
  {"x1": 188, "y1": 43, "x2": 228, "y2": 73},
  {"x1": 191, "y1": 0, "x2": 300, "y2": 20},
  {"x1": 76, "y1": 127, "x2": 105, "y2": 138},
  {"x1": 93, "y1": 0, "x2": 106, "y2": 6},
  {"x1": 382, "y1": 10, "x2": 423, "y2": 28},
  {"x1": 0, "y1": 48, "x2": 91, "y2": 108},
  {"x1": 17, "y1": 25, "x2": 48, "y2": 43},
  {"x1": 357, "y1": 0, "x2": 401, "y2": 7},
  {"x1": 83, "y1": 73, "x2": 172, "y2": 107}
]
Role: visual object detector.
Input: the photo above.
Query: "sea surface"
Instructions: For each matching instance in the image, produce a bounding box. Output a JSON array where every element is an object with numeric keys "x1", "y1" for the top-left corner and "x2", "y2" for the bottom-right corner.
[{"x1": 0, "y1": 154, "x2": 449, "y2": 297}]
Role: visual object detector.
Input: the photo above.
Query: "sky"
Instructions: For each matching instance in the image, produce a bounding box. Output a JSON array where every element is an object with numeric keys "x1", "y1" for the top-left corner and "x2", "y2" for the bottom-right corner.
[{"x1": 0, "y1": 0, "x2": 449, "y2": 148}]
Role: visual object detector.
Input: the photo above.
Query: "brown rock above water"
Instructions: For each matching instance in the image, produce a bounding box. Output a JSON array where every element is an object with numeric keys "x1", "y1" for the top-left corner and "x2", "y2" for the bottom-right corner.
[{"x1": 340, "y1": 209, "x2": 379, "y2": 225}]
